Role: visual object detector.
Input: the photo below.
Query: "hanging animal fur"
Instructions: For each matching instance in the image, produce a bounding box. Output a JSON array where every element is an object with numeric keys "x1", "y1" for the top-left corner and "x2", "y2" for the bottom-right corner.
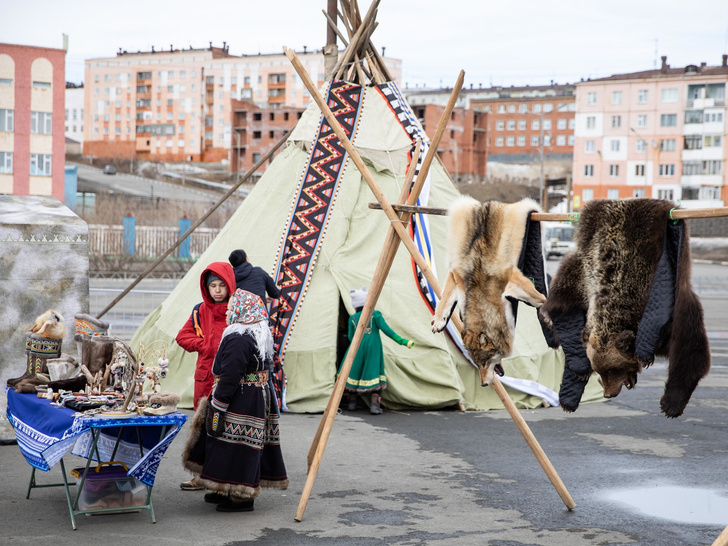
[
  {"x1": 540, "y1": 198, "x2": 710, "y2": 417},
  {"x1": 432, "y1": 196, "x2": 547, "y2": 386}
]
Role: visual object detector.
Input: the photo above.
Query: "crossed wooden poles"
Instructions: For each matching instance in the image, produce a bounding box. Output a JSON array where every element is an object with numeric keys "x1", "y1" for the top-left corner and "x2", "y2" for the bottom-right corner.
[{"x1": 284, "y1": 47, "x2": 575, "y2": 522}]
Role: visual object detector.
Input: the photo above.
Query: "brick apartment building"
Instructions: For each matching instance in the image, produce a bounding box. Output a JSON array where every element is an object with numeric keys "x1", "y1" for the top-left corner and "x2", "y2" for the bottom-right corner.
[
  {"x1": 405, "y1": 84, "x2": 576, "y2": 187},
  {"x1": 0, "y1": 42, "x2": 66, "y2": 200},
  {"x1": 83, "y1": 44, "x2": 401, "y2": 170},
  {"x1": 573, "y1": 55, "x2": 728, "y2": 209},
  {"x1": 410, "y1": 102, "x2": 487, "y2": 183}
]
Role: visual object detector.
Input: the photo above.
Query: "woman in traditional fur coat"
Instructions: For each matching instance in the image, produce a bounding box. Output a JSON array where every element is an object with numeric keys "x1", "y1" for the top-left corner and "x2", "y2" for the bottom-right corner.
[{"x1": 182, "y1": 289, "x2": 289, "y2": 512}]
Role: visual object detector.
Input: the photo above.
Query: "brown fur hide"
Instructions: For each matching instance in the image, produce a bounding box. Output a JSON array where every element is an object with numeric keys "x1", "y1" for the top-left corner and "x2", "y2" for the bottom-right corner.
[
  {"x1": 541, "y1": 199, "x2": 710, "y2": 417},
  {"x1": 432, "y1": 196, "x2": 546, "y2": 386}
]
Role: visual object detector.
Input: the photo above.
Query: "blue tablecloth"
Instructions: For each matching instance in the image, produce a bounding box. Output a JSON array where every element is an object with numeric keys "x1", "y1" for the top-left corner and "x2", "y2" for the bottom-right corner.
[{"x1": 6, "y1": 388, "x2": 187, "y2": 486}]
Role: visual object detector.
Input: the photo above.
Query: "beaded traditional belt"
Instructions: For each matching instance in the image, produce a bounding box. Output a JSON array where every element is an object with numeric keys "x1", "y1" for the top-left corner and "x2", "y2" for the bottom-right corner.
[{"x1": 241, "y1": 371, "x2": 268, "y2": 385}]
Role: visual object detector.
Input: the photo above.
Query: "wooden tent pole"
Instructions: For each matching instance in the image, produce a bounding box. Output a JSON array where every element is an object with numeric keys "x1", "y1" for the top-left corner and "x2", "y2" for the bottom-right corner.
[
  {"x1": 307, "y1": 73, "x2": 465, "y2": 468},
  {"x1": 712, "y1": 524, "x2": 728, "y2": 546},
  {"x1": 95, "y1": 131, "x2": 290, "y2": 319},
  {"x1": 366, "y1": 203, "x2": 728, "y2": 221},
  {"x1": 305, "y1": 140, "x2": 422, "y2": 469},
  {"x1": 333, "y1": 0, "x2": 379, "y2": 80},
  {"x1": 287, "y1": 47, "x2": 574, "y2": 520}
]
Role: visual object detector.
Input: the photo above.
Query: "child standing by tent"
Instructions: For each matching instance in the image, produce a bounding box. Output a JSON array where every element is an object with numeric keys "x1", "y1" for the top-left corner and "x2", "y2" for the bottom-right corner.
[
  {"x1": 338, "y1": 287, "x2": 414, "y2": 415},
  {"x1": 176, "y1": 261, "x2": 235, "y2": 491}
]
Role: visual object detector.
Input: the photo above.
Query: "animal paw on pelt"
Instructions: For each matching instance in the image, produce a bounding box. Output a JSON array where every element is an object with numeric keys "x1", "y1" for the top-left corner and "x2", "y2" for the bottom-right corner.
[{"x1": 431, "y1": 317, "x2": 447, "y2": 334}]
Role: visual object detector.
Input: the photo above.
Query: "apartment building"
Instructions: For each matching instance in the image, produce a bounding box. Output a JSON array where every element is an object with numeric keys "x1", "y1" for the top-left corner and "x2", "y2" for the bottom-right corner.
[
  {"x1": 410, "y1": 102, "x2": 487, "y2": 183},
  {"x1": 573, "y1": 55, "x2": 728, "y2": 209},
  {"x1": 406, "y1": 84, "x2": 576, "y2": 185},
  {"x1": 0, "y1": 42, "x2": 66, "y2": 200},
  {"x1": 230, "y1": 100, "x2": 305, "y2": 178},
  {"x1": 65, "y1": 83, "x2": 84, "y2": 147},
  {"x1": 84, "y1": 44, "x2": 402, "y2": 166}
]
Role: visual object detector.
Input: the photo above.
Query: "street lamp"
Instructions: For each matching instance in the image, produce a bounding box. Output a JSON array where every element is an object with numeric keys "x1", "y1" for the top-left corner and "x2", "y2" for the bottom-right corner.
[{"x1": 526, "y1": 103, "x2": 569, "y2": 208}]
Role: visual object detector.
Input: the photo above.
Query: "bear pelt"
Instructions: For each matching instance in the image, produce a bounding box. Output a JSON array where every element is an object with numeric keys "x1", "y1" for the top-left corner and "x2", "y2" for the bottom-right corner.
[
  {"x1": 541, "y1": 198, "x2": 710, "y2": 417},
  {"x1": 431, "y1": 196, "x2": 547, "y2": 387}
]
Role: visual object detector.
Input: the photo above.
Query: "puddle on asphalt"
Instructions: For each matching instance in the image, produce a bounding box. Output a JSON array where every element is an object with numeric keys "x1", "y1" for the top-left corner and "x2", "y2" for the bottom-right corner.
[{"x1": 604, "y1": 486, "x2": 728, "y2": 525}]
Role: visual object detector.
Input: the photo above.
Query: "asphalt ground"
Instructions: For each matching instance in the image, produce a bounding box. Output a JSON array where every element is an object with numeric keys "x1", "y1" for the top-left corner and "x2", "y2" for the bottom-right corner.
[{"x1": 1, "y1": 262, "x2": 727, "y2": 545}]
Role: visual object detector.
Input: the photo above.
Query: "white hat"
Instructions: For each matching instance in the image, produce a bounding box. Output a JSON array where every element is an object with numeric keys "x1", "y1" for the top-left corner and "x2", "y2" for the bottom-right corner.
[{"x1": 350, "y1": 287, "x2": 368, "y2": 308}]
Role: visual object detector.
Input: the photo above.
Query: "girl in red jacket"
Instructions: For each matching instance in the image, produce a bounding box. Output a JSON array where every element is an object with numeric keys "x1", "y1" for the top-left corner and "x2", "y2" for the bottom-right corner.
[
  {"x1": 176, "y1": 261, "x2": 235, "y2": 491},
  {"x1": 176, "y1": 261, "x2": 236, "y2": 411}
]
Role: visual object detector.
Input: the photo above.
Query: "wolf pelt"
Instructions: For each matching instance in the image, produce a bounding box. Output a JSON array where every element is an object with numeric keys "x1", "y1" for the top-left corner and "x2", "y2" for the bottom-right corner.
[
  {"x1": 541, "y1": 198, "x2": 710, "y2": 417},
  {"x1": 28, "y1": 309, "x2": 65, "y2": 340},
  {"x1": 432, "y1": 196, "x2": 546, "y2": 386}
]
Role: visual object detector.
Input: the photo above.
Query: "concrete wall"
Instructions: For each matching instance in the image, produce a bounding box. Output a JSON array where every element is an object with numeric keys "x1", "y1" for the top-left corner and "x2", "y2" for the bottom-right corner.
[{"x1": 0, "y1": 195, "x2": 89, "y2": 418}]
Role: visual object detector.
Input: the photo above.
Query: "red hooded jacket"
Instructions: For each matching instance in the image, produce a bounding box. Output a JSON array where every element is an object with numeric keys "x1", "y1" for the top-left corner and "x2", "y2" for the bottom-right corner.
[{"x1": 175, "y1": 262, "x2": 236, "y2": 405}]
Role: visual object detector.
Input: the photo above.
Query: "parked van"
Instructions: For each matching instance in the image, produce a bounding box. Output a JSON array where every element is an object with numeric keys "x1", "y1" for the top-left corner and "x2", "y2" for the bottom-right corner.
[{"x1": 544, "y1": 223, "x2": 575, "y2": 259}]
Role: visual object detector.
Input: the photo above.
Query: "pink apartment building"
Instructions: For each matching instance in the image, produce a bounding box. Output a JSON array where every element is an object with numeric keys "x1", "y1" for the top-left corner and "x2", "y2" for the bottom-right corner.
[
  {"x1": 84, "y1": 44, "x2": 401, "y2": 166},
  {"x1": 0, "y1": 43, "x2": 66, "y2": 200},
  {"x1": 573, "y1": 55, "x2": 728, "y2": 209}
]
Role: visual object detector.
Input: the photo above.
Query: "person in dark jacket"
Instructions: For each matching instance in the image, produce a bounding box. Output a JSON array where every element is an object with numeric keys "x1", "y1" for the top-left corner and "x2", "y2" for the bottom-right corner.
[{"x1": 229, "y1": 249, "x2": 280, "y2": 304}]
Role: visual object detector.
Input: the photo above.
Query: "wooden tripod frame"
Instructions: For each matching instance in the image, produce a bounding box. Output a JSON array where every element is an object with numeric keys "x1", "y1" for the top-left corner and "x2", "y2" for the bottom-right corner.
[{"x1": 284, "y1": 47, "x2": 576, "y2": 522}]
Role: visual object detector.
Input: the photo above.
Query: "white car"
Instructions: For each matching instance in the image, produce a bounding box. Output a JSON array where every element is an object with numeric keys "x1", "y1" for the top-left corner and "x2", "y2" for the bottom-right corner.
[{"x1": 544, "y1": 224, "x2": 576, "y2": 260}]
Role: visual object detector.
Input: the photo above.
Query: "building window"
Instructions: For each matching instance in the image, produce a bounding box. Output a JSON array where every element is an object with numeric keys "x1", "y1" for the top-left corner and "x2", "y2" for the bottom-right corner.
[
  {"x1": 517, "y1": 120, "x2": 526, "y2": 130},
  {"x1": 633, "y1": 188, "x2": 645, "y2": 197},
  {"x1": 660, "y1": 114, "x2": 677, "y2": 127},
  {"x1": 518, "y1": 104, "x2": 528, "y2": 113},
  {"x1": 532, "y1": 119, "x2": 540, "y2": 130},
  {"x1": 701, "y1": 186, "x2": 721, "y2": 200},
  {"x1": 557, "y1": 119, "x2": 567, "y2": 130},
  {"x1": 586, "y1": 116, "x2": 596, "y2": 129},
  {"x1": 0, "y1": 78, "x2": 13, "y2": 86},
  {"x1": 659, "y1": 164, "x2": 675, "y2": 176},
  {"x1": 637, "y1": 90, "x2": 649, "y2": 103},
  {"x1": 495, "y1": 137, "x2": 504, "y2": 147},
  {"x1": 556, "y1": 135, "x2": 566, "y2": 146},
  {"x1": 585, "y1": 140, "x2": 595, "y2": 152},
  {"x1": 497, "y1": 105, "x2": 506, "y2": 113},
  {"x1": 684, "y1": 135, "x2": 702, "y2": 150},
  {"x1": 507, "y1": 104, "x2": 516, "y2": 113},
  {"x1": 496, "y1": 120, "x2": 505, "y2": 130},
  {"x1": 705, "y1": 135, "x2": 722, "y2": 147},
  {"x1": 506, "y1": 136, "x2": 515, "y2": 146},
  {"x1": 660, "y1": 139, "x2": 675, "y2": 151},
  {"x1": 30, "y1": 112, "x2": 52, "y2": 134},
  {"x1": 586, "y1": 92, "x2": 597, "y2": 105},
  {"x1": 517, "y1": 136, "x2": 526, "y2": 146},
  {"x1": 657, "y1": 189, "x2": 674, "y2": 200},
  {"x1": 531, "y1": 136, "x2": 539, "y2": 146},
  {"x1": 584, "y1": 165, "x2": 594, "y2": 177},
  {"x1": 507, "y1": 120, "x2": 515, "y2": 130},
  {"x1": 0, "y1": 109, "x2": 14, "y2": 132},
  {"x1": 32, "y1": 81, "x2": 51, "y2": 89},
  {"x1": 611, "y1": 115, "x2": 621, "y2": 128},
  {"x1": 610, "y1": 140, "x2": 620, "y2": 152},
  {"x1": 583, "y1": 188, "x2": 594, "y2": 201},
  {"x1": 543, "y1": 135, "x2": 551, "y2": 146},
  {"x1": 612, "y1": 91, "x2": 622, "y2": 105},
  {"x1": 635, "y1": 164, "x2": 645, "y2": 176},
  {"x1": 607, "y1": 188, "x2": 619, "y2": 199},
  {"x1": 0, "y1": 151, "x2": 12, "y2": 174},
  {"x1": 636, "y1": 139, "x2": 646, "y2": 152},
  {"x1": 30, "y1": 153, "x2": 51, "y2": 176},
  {"x1": 543, "y1": 119, "x2": 552, "y2": 130},
  {"x1": 636, "y1": 114, "x2": 647, "y2": 128},
  {"x1": 609, "y1": 165, "x2": 619, "y2": 177},
  {"x1": 661, "y1": 88, "x2": 678, "y2": 102},
  {"x1": 705, "y1": 111, "x2": 724, "y2": 123},
  {"x1": 703, "y1": 160, "x2": 722, "y2": 175},
  {"x1": 568, "y1": 135, "x2": 574, "y2": 145},
  {"x1": 685, "y1": 110, "x2": 703, "y2": 124}
]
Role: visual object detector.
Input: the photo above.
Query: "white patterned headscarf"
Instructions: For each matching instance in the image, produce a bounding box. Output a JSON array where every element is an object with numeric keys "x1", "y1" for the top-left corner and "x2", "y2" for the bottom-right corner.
[{"x1": 222, "y1": 289, "x2": 274, "y2": 362}]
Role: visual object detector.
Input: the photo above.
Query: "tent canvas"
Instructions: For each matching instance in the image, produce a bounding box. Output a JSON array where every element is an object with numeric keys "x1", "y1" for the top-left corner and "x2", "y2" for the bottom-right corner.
[{"x1": 130, "y1": 79, "x2": 603, "y2": 412}]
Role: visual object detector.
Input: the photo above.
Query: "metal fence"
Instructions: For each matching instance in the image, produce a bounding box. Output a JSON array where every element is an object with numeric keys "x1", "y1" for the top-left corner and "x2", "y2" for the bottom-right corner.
[
  {"x1": 88, "y1": 225, "x2": 220, "y2": 259},
  {"x1": 89, "y1": 282, "x2": 176, "y2": 342}
]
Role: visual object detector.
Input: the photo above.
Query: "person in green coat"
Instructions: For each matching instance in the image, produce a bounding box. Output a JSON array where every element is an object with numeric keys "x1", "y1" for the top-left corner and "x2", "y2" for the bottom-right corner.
[{"x1": 338, "y1": 287, "x2": 414, "y2": 415}]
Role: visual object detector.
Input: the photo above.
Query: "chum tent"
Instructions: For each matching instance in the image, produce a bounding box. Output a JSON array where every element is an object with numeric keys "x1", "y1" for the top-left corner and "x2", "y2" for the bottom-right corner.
[{"x1": 130, "y1": 78, "x2": 603, "y2": 413}]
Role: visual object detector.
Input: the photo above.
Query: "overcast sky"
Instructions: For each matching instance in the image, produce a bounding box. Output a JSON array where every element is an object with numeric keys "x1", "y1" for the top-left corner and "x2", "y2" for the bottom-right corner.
[{"x1": 5, "y1": 0, "x2": 728, "y2": 89}]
